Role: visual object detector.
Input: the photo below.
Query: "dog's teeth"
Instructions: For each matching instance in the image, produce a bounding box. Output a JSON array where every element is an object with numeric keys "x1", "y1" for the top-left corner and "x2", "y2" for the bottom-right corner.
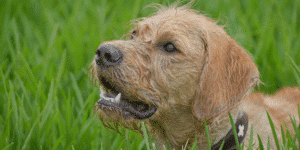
[
  {"x1": 99, "y1": 85, "x2": 121, "y2": 103},
  {"x1": 100, "y1": 86, "x2": 108, "y2": 101},
  {"x1": 100, "y1": 93, "x2": 104, "y2": 99},
  {"x1": 100, "y1": 86, "x2": 106, "y2": 94},
  {"x1": 100, "y1": 91, "x2": 105, "y2": 100},
  {"x1": 114, "y1": 93, "x2": 121, "y2": 103},
  {"x1": 108, "y1": 98, "x2": 114, "y2": 102}
]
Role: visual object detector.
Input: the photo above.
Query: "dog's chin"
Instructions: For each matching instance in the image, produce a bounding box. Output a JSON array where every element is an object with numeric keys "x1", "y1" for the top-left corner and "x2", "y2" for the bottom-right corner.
[{"x1": 95, "y1": 76, "x2": 157, "y2": 120}]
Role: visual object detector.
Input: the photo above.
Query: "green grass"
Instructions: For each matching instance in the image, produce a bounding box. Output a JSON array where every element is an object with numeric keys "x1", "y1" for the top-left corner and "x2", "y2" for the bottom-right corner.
[{"x1": 0, "y1": 0, "x2": 300, "y2": 149}]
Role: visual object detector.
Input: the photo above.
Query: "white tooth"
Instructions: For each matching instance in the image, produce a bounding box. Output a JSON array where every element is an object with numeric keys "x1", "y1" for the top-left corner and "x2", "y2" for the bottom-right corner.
[
  {"x1": 99, "y1": 85, "x2": 121, "y2": 103},
  {"x1": 114, "y1": 93, "x2": 121, "y2": 103},
  {"x1": 111, "y1": 98, "x2": 115, "y2": 103},
  {"x1": 100, "y1": 86, "x2": 106, "y2": 94},
  {"x1": 100, "y1": 86, "x2": 108, "y2": 100},
  {"x1": 107, "y1": 98, "x2": 114, "y2": 102},
  {"x1": 100, "y1": 89, "x2": 105, "y2": 99}
]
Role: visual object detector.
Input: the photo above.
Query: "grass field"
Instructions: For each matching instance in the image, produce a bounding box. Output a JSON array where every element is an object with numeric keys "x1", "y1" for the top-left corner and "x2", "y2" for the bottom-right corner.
[{"x1": 1, "y1": 0, "x2": 300, "y2": 149}]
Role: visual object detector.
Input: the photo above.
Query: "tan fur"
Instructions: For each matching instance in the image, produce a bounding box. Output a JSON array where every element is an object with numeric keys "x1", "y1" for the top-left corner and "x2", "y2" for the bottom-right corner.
[{"x1": 90, "y1": 2, "x2": 300, "y2": 149}]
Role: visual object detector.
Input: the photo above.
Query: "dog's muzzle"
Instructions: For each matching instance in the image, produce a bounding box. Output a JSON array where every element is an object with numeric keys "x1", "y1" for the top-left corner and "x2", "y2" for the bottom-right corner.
[{"x1": 94, "y1": 44, "x2": 157, "y2": 120}]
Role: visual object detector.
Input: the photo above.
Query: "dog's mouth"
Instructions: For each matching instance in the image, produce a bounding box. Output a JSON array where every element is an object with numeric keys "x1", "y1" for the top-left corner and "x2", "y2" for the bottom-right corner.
[{"x1": 96, "y1": 77, "x2": 157, "y2": 120}]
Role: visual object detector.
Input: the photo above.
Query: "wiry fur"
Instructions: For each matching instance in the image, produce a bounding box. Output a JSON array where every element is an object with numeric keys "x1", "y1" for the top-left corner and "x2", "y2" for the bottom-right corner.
[{"x1": 90, "y1": 1, "x2": 300, "y2": 149}]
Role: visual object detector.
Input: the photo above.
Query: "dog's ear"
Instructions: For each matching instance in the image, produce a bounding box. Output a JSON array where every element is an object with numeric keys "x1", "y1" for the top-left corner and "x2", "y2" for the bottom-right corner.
[{"x1": 193, "y1": 31, "x2": 260, "y2": 121}]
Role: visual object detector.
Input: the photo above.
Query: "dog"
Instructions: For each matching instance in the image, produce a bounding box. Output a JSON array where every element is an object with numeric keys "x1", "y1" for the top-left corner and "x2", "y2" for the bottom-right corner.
[{"x1": 90, "y1": 2, "x2": 300, "y2": 149}]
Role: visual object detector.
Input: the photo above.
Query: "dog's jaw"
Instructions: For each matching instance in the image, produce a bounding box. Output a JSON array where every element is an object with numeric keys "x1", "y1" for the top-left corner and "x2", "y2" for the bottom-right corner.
[{"x1": 95, "y1": 69, "x2": 157, "y2": 120}]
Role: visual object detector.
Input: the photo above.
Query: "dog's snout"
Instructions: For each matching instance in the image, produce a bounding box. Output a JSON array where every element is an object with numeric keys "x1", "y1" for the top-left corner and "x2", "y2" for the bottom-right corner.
[{"x1": 95, "y1": 44, "x2": 123, "y2": 66}]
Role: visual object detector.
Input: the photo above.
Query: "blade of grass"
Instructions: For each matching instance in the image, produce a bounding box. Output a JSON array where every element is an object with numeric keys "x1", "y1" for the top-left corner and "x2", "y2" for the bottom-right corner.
[
  {"x1": 280, "y1": 125, "x2": 286, "y2": 146},
  {"x1": 218, "y1": 139, "x2": 225, "y2": 150},
  {"x1": 288, "y1": 115, "x2": 299, "y2": 148},
  {"x1": 70, "y1": 73, "x2": 84, "y2": 108},
  {"x1": 189, "y1": 134, "x2": 197, "y2": 150},
  {"x1": 2, "y1": 142, "x2": 14, "y2": 150},
  {"x1": 228, "y1": 112, "x2": 241, "y2": 150},
  {"x1": 266, "y1": 111, "x2": 280, "y2": 149},
  {"x1": 204, "y1": 118, "x2": 211, "y2": 150},
  {"x1": 267, "y1": 137, "x2": 270, "y2": 150},
  {"x1": 257, "y1": 134, "x2": 264, "y2": 150},
  {"x1": 21, "y1": 121, "x2": 37, "y2": 150},
  {"x1": 141, "y1": 121, "x2": 151, "y2": 150}
]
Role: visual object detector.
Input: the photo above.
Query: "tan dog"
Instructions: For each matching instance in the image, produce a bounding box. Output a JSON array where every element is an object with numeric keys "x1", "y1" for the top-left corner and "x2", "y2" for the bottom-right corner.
[{"x1": 90, "y1": 2, "x2": 300, "y2": 149}]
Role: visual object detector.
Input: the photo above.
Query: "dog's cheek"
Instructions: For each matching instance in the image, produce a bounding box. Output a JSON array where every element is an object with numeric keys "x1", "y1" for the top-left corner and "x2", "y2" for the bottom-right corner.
[{"x1": 168, "y1": 67, "x2": 199, "y2": 100}]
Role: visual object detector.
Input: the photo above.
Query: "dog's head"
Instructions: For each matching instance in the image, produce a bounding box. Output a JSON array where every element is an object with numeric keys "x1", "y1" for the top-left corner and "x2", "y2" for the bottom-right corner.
[{"x1": 90, "y1": 1, "x2": 259, "y2": 141}]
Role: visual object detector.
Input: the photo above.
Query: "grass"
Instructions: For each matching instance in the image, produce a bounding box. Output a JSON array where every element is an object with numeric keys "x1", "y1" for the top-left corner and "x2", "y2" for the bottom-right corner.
[{"x1": 0, "y1": 0, "x2": 300, "y2": 149}]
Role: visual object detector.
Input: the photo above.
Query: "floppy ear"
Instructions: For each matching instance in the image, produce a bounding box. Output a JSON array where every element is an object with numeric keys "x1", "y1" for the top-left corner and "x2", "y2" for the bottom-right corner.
[{"x1": 193, "y1": 31, "x2": 260, "y2": 121}]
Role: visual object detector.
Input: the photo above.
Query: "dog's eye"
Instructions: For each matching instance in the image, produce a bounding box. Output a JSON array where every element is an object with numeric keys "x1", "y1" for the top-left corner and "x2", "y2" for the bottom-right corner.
[
  {"x1": 163, "y1": 43, "x2": 178, "y2": 53},
  {"x1": 130, "y1": 31, "x2": 136, "y2": 40}
]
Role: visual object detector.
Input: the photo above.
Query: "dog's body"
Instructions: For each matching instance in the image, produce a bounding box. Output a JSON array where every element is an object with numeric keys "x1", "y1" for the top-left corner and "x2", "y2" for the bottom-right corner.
[
  {"x1": 90, "y1": 2, "x2": 300, "y2": 149},
  {"x1": 240, "y1": 87, "x2": 299, "y2": 149}
]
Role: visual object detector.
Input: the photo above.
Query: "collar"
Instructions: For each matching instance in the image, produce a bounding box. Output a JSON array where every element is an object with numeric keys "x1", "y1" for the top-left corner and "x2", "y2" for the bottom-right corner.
[{"x1": 211, "y1": 111, "x2": 249, "y2": 150}]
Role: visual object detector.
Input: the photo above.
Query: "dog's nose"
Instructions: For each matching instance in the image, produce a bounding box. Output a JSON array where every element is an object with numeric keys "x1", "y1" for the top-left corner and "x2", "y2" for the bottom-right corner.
[{"x1": 95, "y1": 44, "x2": 123, "y2": 66}]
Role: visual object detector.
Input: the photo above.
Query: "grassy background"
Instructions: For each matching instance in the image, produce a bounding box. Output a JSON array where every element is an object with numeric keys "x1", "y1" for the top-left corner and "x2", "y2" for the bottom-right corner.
[{"x1": 0, "y1": 0, "x2": 300, "y2": 149}]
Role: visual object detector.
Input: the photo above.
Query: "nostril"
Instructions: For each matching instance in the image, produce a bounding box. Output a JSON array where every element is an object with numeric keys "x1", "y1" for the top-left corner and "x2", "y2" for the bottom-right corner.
[
  {"x1": 105, "y1": 52, "x2": 118, "y2": 63},
  {"x1": 105, "y1": 53, "x2": 112, "y2": 62},
  {"x1": 96, "y1": 49, "x2": 101, "y2": 56}
]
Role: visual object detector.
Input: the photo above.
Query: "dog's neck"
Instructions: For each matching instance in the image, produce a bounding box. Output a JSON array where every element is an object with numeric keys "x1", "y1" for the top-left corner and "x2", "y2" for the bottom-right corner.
[
  {"x1": 149, "y1": 104, "x2": 248, "y2": 149},
  {"x1": 196, "y1": 104, "x2": 248, "y2": 149},
  {"x1": 210, "y1": 109, "x2": 248, "y2": 149}
]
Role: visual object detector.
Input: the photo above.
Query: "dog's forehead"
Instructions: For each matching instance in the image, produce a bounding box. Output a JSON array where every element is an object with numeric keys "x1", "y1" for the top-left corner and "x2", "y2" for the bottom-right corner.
[
  {"x1": 137, "y1": 8, "x2": 225, "y2": 35},
  {"x1": 138, "y1": 9, "x2": 198, "y2": 28}
]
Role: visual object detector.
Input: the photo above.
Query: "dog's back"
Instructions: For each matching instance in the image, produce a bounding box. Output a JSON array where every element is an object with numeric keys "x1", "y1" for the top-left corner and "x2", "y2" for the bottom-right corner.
[{"x1": 241, "y1": 87, "x2": 300, "y2": 149}]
